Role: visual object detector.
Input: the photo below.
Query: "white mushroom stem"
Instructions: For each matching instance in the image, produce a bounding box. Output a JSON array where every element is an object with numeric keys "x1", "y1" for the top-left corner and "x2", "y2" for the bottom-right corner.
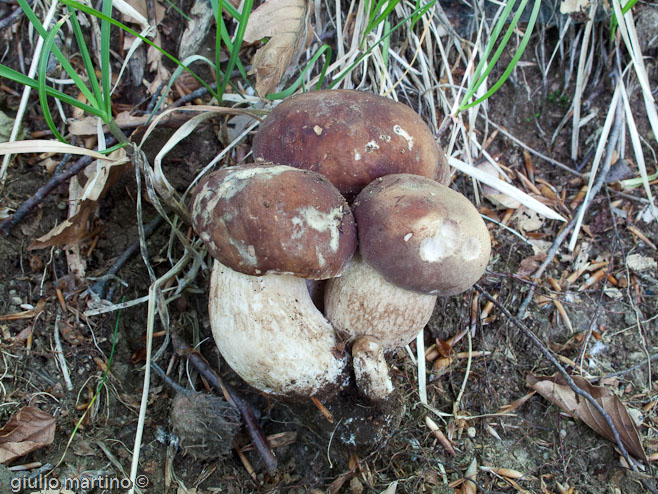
[
  {"x1": 352, "y1": 336, "x2": 393, "y2": 401},
  {"x1": 209, "y1": 261, "x2": 347, "y2": 397},
  {"x1": 325, "y1": 253, "x2": 437, "y2": 400}
]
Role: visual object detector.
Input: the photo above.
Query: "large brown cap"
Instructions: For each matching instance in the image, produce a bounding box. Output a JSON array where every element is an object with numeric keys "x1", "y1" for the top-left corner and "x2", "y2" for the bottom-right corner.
[
  {"x1": 354, "y1": 174, "x2": 491, "y2": 296},
  {"x1": 191, "y1": 164, "x2": 357, "y2": 279},
  {"x1": 252, "y1": 90, "x2": 450, "y2": 198}
]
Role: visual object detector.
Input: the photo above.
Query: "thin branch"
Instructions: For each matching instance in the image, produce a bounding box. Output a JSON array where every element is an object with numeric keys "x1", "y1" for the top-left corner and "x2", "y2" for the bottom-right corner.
[
  {"x1": 171, "y1": 332, "x2": 278, "y2": 474},
  {"x1": 89, "y1": 215, "x2": 164, "y2": 299},
  {"x1": 475, "y1": 284, "x2": 656, "y2": 494},
  {"x1": 0, "y1": 136, "x2": 117, "y2": 236},
  {"x1": 516, "y1": 93, "x2": 625, "y2": 319}
]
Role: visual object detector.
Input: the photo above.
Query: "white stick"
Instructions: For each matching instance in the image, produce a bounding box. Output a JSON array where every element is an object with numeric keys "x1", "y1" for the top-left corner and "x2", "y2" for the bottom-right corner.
[
  {"x1": 416, "y1": 330, "x2": 427, "y2": 405},
  {"x1": 53, "y1": 309, "x2": 73, "y2": 391}
]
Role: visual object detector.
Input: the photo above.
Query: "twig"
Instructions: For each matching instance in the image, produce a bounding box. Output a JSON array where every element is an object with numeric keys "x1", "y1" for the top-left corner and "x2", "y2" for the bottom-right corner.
[
  {"x1": 0, "y1": 0, "x2": 35, "y2": 31},
  {"x1": 53, "y1": 309, "x2": 73, "y2": 392},
  {"x1": 89, "y1": 216, "x2": 164, "y2": 299},
  {"x1": 0, "y1": 136, "x2": 117, "y2": 236},
  {"x1": 516, "y1": 95, "x2": 624, "y2": 320},
  {"x1": 596, "y1": 353, "x2": 658, "y2": 382},
  {"x1": 475, "y1": 284, "x2": 656, "y2": 492},
  {"x1": 171, "y1": 332, "x2": 278, "y2": 474},
  {"x1": 486, "y1": 119, "x2": 581, "y2": 177},
  {"x1": 516, "y1": 218, "x2": 575, "y2": 319}
]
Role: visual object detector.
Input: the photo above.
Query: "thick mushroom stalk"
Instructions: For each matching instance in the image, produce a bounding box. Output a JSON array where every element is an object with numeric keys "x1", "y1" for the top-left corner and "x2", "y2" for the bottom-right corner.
[
  {"x1": 190, "y1": 164, "x2": 357, "y2": 398},
  {"x1": 325, "y1": 254, "x2": 436, "y2": 400},
  {"x1": 351, "y1": 336, "x2": 393, "y2": 402},
  {"x1": 210, "y1": 262, "x2": 346, "y2": 397},
  {"x1": 325, "y1": 253, "x2": 437, "y2": 348}
]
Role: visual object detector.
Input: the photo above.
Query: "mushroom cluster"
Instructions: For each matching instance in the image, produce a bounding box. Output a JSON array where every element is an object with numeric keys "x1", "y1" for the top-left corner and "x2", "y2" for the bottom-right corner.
[{"x1": 190, "y1": 90, "x2": 491, "y2": 404}]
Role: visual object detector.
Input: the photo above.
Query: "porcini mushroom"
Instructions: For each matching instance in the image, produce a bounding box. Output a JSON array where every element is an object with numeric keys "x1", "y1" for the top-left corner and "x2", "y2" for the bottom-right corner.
[
  {"x1": 191, "y1": 164, "x2": 357, "y2": 397},
  {"x1": 252, "y1": 90, "x2": 450, "y2": 198},
  {"x1": 325, "y1": 174, "x2": 491, "y2": 400}
]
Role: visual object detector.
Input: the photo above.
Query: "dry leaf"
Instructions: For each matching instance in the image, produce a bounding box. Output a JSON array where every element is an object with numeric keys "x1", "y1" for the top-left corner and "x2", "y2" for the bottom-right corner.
[
  {"x1": 0, "y1": 406, "x2": 56, "y2": 464},
  {"x1": 527, "y1": 374, "x2": 648, "y2": 463},
  {"x1": 626, "y1": 253, "x2": 657, "y2": 272},
  {"x1": 513, "y1": 206, "x2": 545, "y2": 232},
  {"x1": 477, "y1": 162, "x2": 521, "y2": 209},
  {"x1": 380, "y1": 481, "x2": 398, "y2": 494},
  {"x1": 242, "y1": 0, "x2": 312, "y2": 98},
  {"x1": 28, "y1": 200, "x2": 95, "y2": 250},
  {"x1": 517, "y1": 253, "x2": 546, "y2": 277}
]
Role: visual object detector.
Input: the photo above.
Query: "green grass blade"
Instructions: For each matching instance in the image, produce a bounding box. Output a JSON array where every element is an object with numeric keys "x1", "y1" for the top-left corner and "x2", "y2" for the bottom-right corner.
[
  {"x1": 364, "y1": 0, "x2": 400, "y2": 40},
  {"x1": 471, "y1": 0, "x2": 528, "y2": 90},
  {"x1": 66, "y1": 7, "x2": 104, "y2": 107},
  {"x1": 215, "y1": 0, "x2": 224, "y2": 92},
  {"x1": 267, "y1": 45, "x2": 332, "y2": 100},
  {"x1": 0, "y1": 65, "x2": 102, "y2": 116},
  {"x1": 209, "y1": 0, "x2": 241, "y2": 22},
  {"x1": 460, "y1": 0, "x2": 522, "y2": 106},
  {"x1": 59, "y1": 0, "x2": 219, "y2": 100},
  {"x1": 218, "y1": 0, "x2": 253, "y2": 102},
  {"x1": 459, "y1": 0, "x2": 541, "y2": 111},
  {"x1": 101, "y1": 0, "x2": 113, "y2": 115},
  {"x1": 38, "y1": 17, "x2": 70, "y2": 142},
  {"x1": 16, "y1": 0, "x2": 100, "y2": 108},
  {"x1": 217, "y1": 14, "x2": 250, "y2": 84},
  {"x1": 610, "y1": 0, "x2": 638, "y2": 39}
]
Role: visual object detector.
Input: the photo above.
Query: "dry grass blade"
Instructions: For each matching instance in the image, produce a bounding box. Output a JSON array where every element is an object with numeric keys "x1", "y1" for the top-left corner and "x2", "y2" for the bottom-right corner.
[
  {"x1": 0, "y1": 140, "x2": 120, "y2": 162},
  {"x1": 448, "y1": 156, "x2": 566, "y2": 221},
  {"x1": 527, "y1": 374, "x2": 648, "y2": 463},
  {"x1": 0, "y1": 406, "x2": 56, "y2": 464},
  {"x1": 568, "y1": 83, "x2": 622, "y2": 251}
]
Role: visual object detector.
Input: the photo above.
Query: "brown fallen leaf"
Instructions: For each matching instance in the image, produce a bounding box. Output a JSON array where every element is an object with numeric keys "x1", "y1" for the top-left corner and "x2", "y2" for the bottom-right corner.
[
  {"x1": 0, "y1": 406, "x2": 56, "y2": 464},
  {"x1": 242, "y1": 0, "x2": 312, "y2": 98},
  {"x1": 527, "y1": 374, "x2": 648, "y2": 463}
]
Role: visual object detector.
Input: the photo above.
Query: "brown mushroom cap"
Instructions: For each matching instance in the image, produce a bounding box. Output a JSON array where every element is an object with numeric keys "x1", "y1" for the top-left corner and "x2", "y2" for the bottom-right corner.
[
  {"x1": 191, "y1": 164, "x2": 357, "y2": 279},
  {"x1": 354, "y1": 174, "x2": 491, "y2": 296},
  {"x1": 252, "y1": 90, "x2": 450, "y2": 197}
]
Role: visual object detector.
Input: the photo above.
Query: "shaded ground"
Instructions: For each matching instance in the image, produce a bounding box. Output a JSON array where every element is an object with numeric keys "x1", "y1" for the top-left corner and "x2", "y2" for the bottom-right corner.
[{"x1": 1, "y1": 3, "x2": 657, "y2": 494}]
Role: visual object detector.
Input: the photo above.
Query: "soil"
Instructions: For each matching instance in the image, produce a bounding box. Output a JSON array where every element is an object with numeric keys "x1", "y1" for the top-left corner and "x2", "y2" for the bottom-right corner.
[{"x1": 1, "y1": 4, "x2": 657, "y2": 494}]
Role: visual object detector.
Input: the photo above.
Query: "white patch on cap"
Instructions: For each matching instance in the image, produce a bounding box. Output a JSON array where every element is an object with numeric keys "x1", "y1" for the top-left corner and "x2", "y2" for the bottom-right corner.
[
  {"x1": 393, "y1": 125, "x2": 414, "y2": 150},
  {"x1": 404, "y1": 233, "x2": 413, "y2": 242},
  {"x1": 365, "y1": 140, "x2": 380, "y2": 152},
  {"x1": 354, "y1": 151, "x2": 361, "y2": 161},
  {"x1": 419, "y1": 220, "x2": 460, "y2": 262},
  {"x1": 292, "y1": 206, "x2": 344, "y2": 252},
  {"x1": 228, "y1": 237, "x2": 258, "y2": 266},
  {"x1": 461, "y1": 236, "x2": 482, "y2": 261},
  {"x1": 316, "y1": 247, "x2": 326, "y2": 267},
  {"x1": 218, "y1": 165, "x2": 290, "y2": 201},
  {"x1": 313, "y1": 125, "x2": 323, "y2": 135}
]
